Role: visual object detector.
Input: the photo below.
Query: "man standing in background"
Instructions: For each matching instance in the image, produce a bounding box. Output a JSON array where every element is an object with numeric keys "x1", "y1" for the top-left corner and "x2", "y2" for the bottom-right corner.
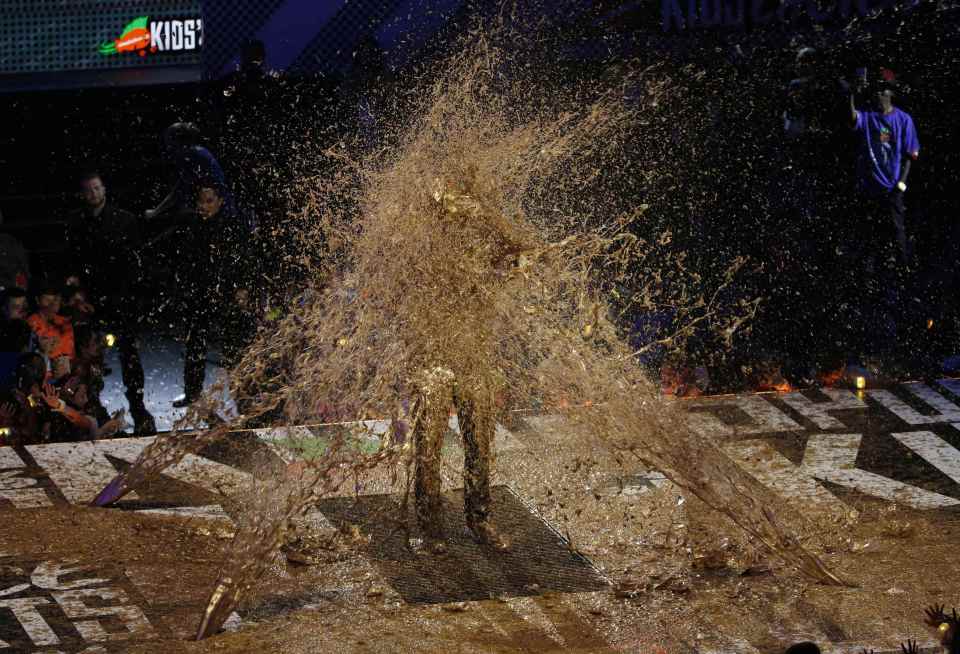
[
  {"x1": 66, "y1": 170, "x2": 156, "y2": 435},
  {"x1": 848, "y1": 76, "x2": 920, "y2": 365}
]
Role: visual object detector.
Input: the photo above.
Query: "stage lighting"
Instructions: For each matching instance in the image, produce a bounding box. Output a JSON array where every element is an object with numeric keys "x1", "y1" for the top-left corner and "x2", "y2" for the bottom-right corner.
[
  {"x1": 855, "y1": 376, "x2": 866, "y2": 390},
  {"x1": 105, "y1": 333, "x2": 116, "y2": 347}
]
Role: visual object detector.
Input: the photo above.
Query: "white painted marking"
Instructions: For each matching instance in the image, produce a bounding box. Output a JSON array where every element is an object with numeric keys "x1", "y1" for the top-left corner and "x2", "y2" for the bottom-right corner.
[
  {"x1": 0, "y1": 469, "x2": 52, "y2": 508},
  {"x1": 0, "y1": 596, "x2": 59, "y2": 645},
  {"x1": 222, "y1": 611, "x2": 243, "y2": 632},
  {"x1": 357, "y1": 419, "x2": 391, "y2": 436},
  {"x1": 0, "y1": 448, "x2": 24, "y2": 469},
  {"x1": 297, "y1": 510, "x2": 336, "y2": 533},
  {"x1": 447, "y1": 417, "x2": 522, "y2": 451},
  {"x1": 136, "y1": 505, "x2": 231, "y2": 521},
  {"x1": 701, "y1": 640, "x2": 759, "y2": 654},
  {"x1": 685, "y1": 407, "x2": 734, "y2": 438},
  {"x1": 26, "y1": 440, "x2": 148, "y2": 504},
  {"x1": 504, "y1": 597, "x2": 565, "y2": 647},
  {"x1": 687, "y1": 395, "x2": 802, "y2": 436},
  {"x1": 896, "y1": 431, "x2": 960, "y2": 484},
  {"x1": 25, "y1": 438, "x2": 250, "y2": 507},
  {"x1": 31, "y1": 561, "x2": 109, "y2": 591},
  {"x1": 780, "y1": 389, "x2": 867, "y2": 430},
  {"x1": 869, "y1": 384, "x2": 960, "y2": 424},
  {"x1": 724, "y1": 440, "x2": 850, "y2": 515},
  {"x1": 52, "y1": 587, "x2": 155, "y2": 641},
  {"x1": 523, "y1": 414, "x2": 565, "y2": 432},
  {"x1": 937, "y1": 377, "x2": 960, "y2": 399},
  {"x1": 254, "y1": 426, "x2": 317, "y2": 463},
  {"x1": 802, "y1": 433, "x2": 960, "y2": 509},
  {"x1": 166, "y1": 452, "x2": 250, "y2": 498},
  {"x1": 0, "y1": 488, "x2": 51, "y2": 509},
  {"x1": 255, "y1": 425, "x2": 315, "y2": 443},
  {"x1": 0, "y1": 582, "x2": 30, "y2": 597}
]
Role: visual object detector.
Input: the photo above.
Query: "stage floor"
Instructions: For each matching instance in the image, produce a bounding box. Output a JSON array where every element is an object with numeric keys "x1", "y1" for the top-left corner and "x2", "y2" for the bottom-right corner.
[
  {"x1": 2, "y1": 381, "x2": 959, "y2": 653},
  {"x1": 99, "y1": 335, "x2": 233, "y2": 432}
]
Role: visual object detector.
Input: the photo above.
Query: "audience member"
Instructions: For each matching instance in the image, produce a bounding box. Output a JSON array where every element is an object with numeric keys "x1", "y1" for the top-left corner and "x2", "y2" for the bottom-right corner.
[
  {"x1": 27, "y1": 283, "x2": 74, "y2": 361},
  {"x1": 174, "y1": 184, "x2": 252, "y2": 407},
  {"x1": 0, "y1": 207, "x2": 29, "y2": 291},
  {"x1": 58, "y1": 374, "x2": 124, "y2": 440},
  {"x1": 3, "y1": 352, "x2": 50, "y2": 445},
  {"x1": 2, "y1": 287, "x2": 29, "y2": 321},
  {"x1": 145, "y1": 122, "x2": 236, "y2": 222},
  {"x1": 0, "y1": 288, "x2": 33, "y2": 386},
  {"x1": 72, "y1": 323, "x2": 109, "y2": 425},
  {"x1": 62, "y1": 284, "x2": 95, "y2": 327},
  {"x1": 0, "y1": 318, "x2": 33, "y2": 387},
  {"x1": 66, "y1": 170, "x2": 155, "y2": 434}
]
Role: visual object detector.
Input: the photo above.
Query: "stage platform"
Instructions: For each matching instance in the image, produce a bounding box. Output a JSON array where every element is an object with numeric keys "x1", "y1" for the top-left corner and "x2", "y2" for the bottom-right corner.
[{"x1": 2, "y1": 380, "x2": 959, "y2": 653}]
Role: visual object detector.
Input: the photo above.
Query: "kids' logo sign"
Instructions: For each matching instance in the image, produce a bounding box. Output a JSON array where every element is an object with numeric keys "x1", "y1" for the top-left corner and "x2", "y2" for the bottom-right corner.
[{"x1": 98, "y1": 16, "x2": 203, "y2": 57}]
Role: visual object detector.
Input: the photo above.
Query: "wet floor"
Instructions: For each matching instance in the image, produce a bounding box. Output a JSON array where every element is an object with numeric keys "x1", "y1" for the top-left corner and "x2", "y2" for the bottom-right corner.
[{"x1": 2, "y1": 383, "x2": 959, "y2": 653}]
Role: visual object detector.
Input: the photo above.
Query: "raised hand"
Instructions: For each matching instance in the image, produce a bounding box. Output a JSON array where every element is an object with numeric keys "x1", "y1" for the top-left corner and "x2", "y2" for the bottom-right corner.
[
  {"x1": 925, "y1": 603, "x2": 948, "y2": 628},
  {"x1": 40, "y1": 383, "x2": 61, "y2": 410},
  {"x1": 901, "y1": 638, "x2": 919, "y2": 654}
]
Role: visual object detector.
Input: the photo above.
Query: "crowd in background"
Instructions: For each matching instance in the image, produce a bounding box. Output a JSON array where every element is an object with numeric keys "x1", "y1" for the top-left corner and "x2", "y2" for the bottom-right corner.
[{"x1": 0, "y1": 121, "x2": 258, "y2": 446}]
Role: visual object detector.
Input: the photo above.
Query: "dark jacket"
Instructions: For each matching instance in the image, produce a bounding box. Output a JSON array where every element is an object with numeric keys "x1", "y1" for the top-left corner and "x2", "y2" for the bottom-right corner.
[
  {"x1": 65, "y1": 203, "x2": 145, "y2": 305},
  {"x1": 178, "y1": 205, "x2": 255, "y2": 310}
]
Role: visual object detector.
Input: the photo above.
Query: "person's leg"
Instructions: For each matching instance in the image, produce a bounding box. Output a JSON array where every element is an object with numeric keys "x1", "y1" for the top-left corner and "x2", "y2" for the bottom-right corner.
[
  {"x1": 179, "y1": 312, "x2": 209, "y2": 405},
  {"x1": 116, "y1": 327, "x2": 156, "y2": 434},
  {"x1": 412, "y1": 367, "x2": 454, "y2": 544},
  {"x1": 890, "y1": 190, "x2": 909, "y2": 266},
  {"x1": 455, "y1": 378, "x2": 505, "y2": 549},
  {"x1": 867, "y1": 192, "x2": 905, "y2": 365}
]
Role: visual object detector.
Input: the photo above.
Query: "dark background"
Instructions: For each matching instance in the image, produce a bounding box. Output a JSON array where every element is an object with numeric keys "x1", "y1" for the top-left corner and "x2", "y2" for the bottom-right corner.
[{"x1": 1, "y1": 0, "x2": 958, "y2": 381}]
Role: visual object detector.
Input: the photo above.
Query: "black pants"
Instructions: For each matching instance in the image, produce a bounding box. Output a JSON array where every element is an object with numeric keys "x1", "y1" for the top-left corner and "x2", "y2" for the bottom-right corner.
[
  {"x1": 98, "y1": 304, "x2": 147, "y2": 410},
  {"x1": 183, "y1": 310, "x2": 210, "y2": 401},
  {"x1": 183, "y1": 298, "x2": 254, "y2": 400},
  {"x1": 850, "y1": 190, "x2": 909, "y2": 357}
]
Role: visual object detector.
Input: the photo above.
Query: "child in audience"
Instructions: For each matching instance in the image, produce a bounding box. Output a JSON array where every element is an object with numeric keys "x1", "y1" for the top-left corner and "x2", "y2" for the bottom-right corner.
[{"x1": 27, "y1": 283, "x2": 74, "y2": 361}]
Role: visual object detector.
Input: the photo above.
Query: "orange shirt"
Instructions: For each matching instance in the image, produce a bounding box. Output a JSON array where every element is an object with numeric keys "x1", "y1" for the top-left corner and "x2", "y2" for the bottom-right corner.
[{"x1": 27, "y1": 313, "x2": 75, "y2": 361}]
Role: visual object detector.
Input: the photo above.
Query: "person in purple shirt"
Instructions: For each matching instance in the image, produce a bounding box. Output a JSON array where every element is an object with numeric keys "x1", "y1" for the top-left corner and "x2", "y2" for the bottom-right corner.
[
  {"x1": 145, "y1": 122, "x2": 237, "y2": 221},
  {"x1": 849, "y1": 81, "x2": 920, "y2": 262},
  {"x1": 848, "y1": 78, "x2": 920, "y2": 364}
]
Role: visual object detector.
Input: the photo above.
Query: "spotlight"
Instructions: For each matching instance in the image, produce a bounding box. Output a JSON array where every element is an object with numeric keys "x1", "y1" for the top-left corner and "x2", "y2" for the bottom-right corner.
[
  {"x1": 105, "y1": 334, "x2": 116, "y2": 347},
  {"x1": 855, "y1": 376, "x2": 866, "y2": 390},
  {"x1": 0, "y1": 427, "x2": 10, "y2": 437}
]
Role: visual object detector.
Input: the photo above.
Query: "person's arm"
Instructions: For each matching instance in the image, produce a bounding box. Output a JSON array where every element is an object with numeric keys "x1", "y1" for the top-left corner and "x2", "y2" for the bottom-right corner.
[
  {"x1": 897, "y1": 115, "x2": 920, "y2": 191},
  {"x1": 898, "y1": 158, "x2": 912, "y2": 187},
  {"x1": 41, "y1": 384, "x2": 96, "y2": 436},
  {"x1": 145, "y1": 180, "x2": 182, "y2": 220}
]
